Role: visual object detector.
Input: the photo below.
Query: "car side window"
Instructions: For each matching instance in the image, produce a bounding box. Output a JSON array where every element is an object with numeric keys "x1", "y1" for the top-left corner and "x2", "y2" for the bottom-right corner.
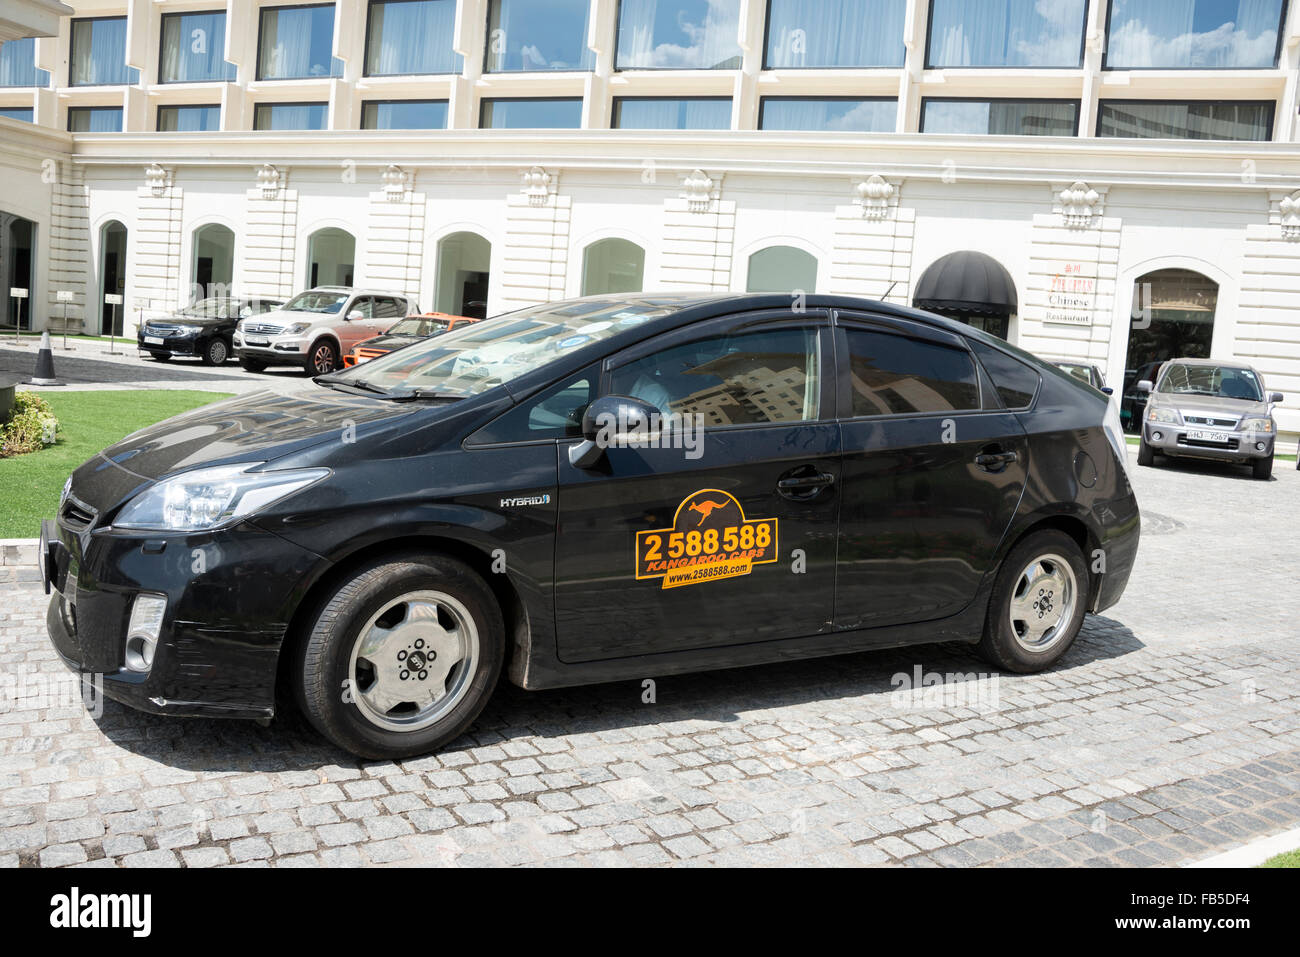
[
  {"x1": 374, "y1": 297, "x2": 405, "y2": 319},
  {"x1": 349, "y1": 297, "x2": 375, "y2": 319},
  {"x1": 468, "y1": 370, "x2": 596, "y2": 445},
  {"x1": 968, "y1": 339, "x2": 1040, "y2": 409},
  {"x1": 608, "y1": 327, "x2": 821, "y2": 426},
  {"x1": 845, "y1": 328, "x2": 979, "y2": 416}
]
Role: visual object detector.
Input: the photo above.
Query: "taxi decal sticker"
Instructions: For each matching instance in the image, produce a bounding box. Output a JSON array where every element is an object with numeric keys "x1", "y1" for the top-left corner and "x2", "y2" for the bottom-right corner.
[{"x1": 635, "y1": 489, "x2": 778, "y2": 589}]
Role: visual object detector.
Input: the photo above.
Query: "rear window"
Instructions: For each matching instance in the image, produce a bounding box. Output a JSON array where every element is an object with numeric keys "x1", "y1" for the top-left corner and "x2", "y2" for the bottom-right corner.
[
  {"x1": 970, "y1": 340, "x2": 1039, "y2": 409},
  {"x1": 845, "y1": 329, "x2": 979, "y2": 416}
]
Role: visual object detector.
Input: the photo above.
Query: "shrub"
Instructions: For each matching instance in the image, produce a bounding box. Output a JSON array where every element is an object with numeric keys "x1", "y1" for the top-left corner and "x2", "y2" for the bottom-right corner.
[{"x1": 0, "y1": 391, "x2": 61, "y2": 457}]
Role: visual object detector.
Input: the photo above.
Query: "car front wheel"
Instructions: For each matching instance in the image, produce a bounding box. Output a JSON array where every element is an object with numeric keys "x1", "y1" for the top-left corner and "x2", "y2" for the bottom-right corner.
[
  {"x1": 1252, "y1": 454, "x2": 1273, "y2": 480},
  {"x1": 308, "y1": 341, "x2": 339, "y2": 375},
  {"x1": 294, "y1": 553, "x2": 504, "y2": 760},
  {"x1": 203, "y1": 338, "x2": 229, "y2": 366},
  {"x1": 978, "y1": 530, "x2": 1088, "y2": 674},
  {"x1": 1136, "y1": 436, "x2": 1155, "y2": 467}
]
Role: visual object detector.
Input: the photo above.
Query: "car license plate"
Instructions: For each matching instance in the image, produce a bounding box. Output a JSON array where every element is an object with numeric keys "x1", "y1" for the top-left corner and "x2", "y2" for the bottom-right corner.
[
  {"x1": 244, "y1": 335, "x2": 268, "y2": 346},
  {"x1": 144, "y1": 335, "x2": 164, "y2": 345},
  {"x1": 1187, "y1": 429, "x2": 1229, "y2": 443}
]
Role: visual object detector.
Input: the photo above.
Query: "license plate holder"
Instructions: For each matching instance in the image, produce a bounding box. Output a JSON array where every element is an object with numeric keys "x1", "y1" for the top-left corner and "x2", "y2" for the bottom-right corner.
[
  {"x1": 1186, "y1": 429, "x2": 1230, "y2": 443},
  {"x1": 244, "y1": 335, "x2": 268, "y2": 346},
  {"x1": 144, "y1": 335, "x2": 164, "y2": 345}
]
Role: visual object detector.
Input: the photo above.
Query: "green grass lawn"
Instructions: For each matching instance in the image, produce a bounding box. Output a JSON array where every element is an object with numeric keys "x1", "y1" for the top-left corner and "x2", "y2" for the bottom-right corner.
[
  {"x1": 0, "y1": 390, "x2": 233, "y2": 539},
  {"x1": 1260, "y1": 848, "x2": 1300, "y2": 868}
]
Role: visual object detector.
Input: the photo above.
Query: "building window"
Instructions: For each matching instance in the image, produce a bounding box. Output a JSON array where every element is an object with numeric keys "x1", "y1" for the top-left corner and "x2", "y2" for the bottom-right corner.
[
  {"x1": 1104, "y1": 0, "x2": 1287, "y2": 69},
  {"x1": 67, "y1": 106, "x2": 124, "y2": 132},
  {"x1": 759, "y1": 97, "x2": 896, "y2": 131},
  {"x1": 1097, "y1": 100, "x2": 1274, "y2": 140},
  {"x1": 746, "y1": 246, "x2": 819, "y2": 293},
  {"x1": 582, "y1": 239, "x2": 646, "y2": 295},
  {"x1": 920, "y1": 98, "x2": 1079, "y2": 135},
  {"x1": 70, "y1": 17, "x2": 139, "y2": 86},
  {"x1": 0, "y1": 107, "x2": 34, "y2": 122},
  {"x1": 764, "y1": 0, "x2": 906, "y2": 68},
  {"x1": 158, "y1": 104, "x2": 221, "y2": 131},
  {"x1": 616, "y1": 0, "x2": 742, "y2": 70},
  {"x1": 0, "y1": 38, "x2": 51, "y2": 87},
  {"x1": 365, "y1": 0, "x2": 460, "y2": 76},
  {"x1": 485, "y1": 0, "x2": 593, "y2": 72},
  {"x1": 257, "y1": 4, "x2": 343, "y2": 80},
  {"x1": 361, "y1": 99, "x2": 448, "y2": 129},
  {"x1": 927, "y1": 0, "x2": 1087, "y2": 68},
  {"x1": 613, "y1": 97, "x2": 731, "y2": 129},
  {"x1": 480, "y1": 97, "x2": 583, "y2": 129},
  {"x1": 253, "y1": 102, "x2": 328, "y2": 130},
  {"x1": 159, "y1": 11, "x2": 237, "y2": 82}
]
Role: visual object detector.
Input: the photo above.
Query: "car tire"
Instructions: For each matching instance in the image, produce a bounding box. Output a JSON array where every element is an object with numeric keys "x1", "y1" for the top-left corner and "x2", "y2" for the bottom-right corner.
[
  {"x1": 239, "y1": 358, "x2": 266, "y2": 373},
  {"x1": 203, "y1": 338, "x2": 229, "y2": 366},
  {"x1": 294, "y1": 552, "x2": 505, "y2": 760},
  {"x1": 150, "y1": 353, "x2": 171, "y2": 362},
  {"x1": 308, "y1": 340, "x2": 339, "y2": 375},
  {"x1": 1252, "y1": 454, "x2": 1273, "y2": 481},
  {"x1": 977, "y1": 529, "x2": 1089, "y2": 674},
  {"x1": 1136, "y1": 437, "x2": 1155, "y2": 467}
]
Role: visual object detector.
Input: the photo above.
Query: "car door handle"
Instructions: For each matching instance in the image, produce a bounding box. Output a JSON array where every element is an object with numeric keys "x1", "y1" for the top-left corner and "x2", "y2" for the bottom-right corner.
[
  {"x1": 777, "y1": 470, "x2": 835, "y2": 498},
  {"x1": 974, "y1": 450, "x2": 1018, "y2": 471}
]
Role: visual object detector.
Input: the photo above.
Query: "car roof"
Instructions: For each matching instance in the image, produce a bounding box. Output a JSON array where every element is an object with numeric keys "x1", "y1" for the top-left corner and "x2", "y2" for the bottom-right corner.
[{"x1": 301, "y1": 286, "x2": 409, "y2": 297}]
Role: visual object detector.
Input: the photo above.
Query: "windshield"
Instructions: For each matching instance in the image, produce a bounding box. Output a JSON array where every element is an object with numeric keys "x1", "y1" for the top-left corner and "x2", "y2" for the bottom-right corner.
[
  {"x1": 283, "y1": 291, "x2": 349, "y2": 314},
  {"x1": 388, "y1": 317, "x2": 450, "y2": 337},
  {"x1": 330, "y1": 298, "x2": 675, "y2": 396},
  {"x1": 181, "y1": 298, "x2": 236, "y2": 319},
  {"x1": 1157, "y1": 363, "x2": 1262, "y2": 401}
]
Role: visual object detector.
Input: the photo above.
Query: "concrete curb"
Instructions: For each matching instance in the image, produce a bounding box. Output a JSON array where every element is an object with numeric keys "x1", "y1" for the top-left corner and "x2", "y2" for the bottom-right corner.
[
  {"x1": 1185, "y1": 824, "x2": 1300, "y2": 868},
  {"x1": 0, "y1": 538, "x2": 39, "y2": 584}
]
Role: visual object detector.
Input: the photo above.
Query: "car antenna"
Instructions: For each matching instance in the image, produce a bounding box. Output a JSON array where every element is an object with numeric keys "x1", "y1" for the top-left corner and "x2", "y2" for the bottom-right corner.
[{"x1": 881, "y1": 280, "x2": 898, "y2": 301}]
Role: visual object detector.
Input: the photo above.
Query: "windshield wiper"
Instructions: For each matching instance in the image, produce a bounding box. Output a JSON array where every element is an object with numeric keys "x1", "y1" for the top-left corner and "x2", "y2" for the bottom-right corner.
[{"x1": 313, "y1": 375, "x2": 391, "y2": 396}]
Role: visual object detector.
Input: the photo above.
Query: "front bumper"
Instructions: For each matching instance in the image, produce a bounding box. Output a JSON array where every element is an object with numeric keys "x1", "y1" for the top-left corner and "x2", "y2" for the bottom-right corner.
[
  {"x1": 1143, "y1": 421, "x2": 1274, "y2": 462},
  {"x1": 40, "y1": 515, "x2": 327, "y2": 719},
  {"x1": 137, "y1": 335, "x2": 201, "y2": 357},
  {"x1": 233, "y1": 333, "x2": 307, "y2": 364}
]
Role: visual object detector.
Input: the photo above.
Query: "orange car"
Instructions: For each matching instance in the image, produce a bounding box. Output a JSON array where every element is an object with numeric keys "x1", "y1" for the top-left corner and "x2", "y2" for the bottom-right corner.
[{"x1": 343, "y1": 313, "x2": 479, "y2": 367}]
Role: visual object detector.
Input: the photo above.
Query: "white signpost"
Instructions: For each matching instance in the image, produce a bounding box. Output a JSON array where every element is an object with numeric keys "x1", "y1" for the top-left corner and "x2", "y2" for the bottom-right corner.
[
  {"x1": 10, "y1": 287, "x2": 28, "y2": 342},
  {"x1": 105, "y1": 293, "x2": 123, "y2": 354},
  {"x1": 57, "y1": 290, "x2": 76, "y2": 349}
]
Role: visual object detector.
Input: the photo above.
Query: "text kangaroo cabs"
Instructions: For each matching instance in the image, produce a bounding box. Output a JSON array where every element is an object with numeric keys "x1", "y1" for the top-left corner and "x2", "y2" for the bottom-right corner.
[{"x1": 40, "y1": 294, "x2": 1139, "y2": 758}]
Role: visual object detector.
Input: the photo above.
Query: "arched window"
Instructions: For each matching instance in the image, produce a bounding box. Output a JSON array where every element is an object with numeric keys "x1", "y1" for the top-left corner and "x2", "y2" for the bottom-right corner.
[
  {"x1": 99, "y1": 220, "x2": 128, "y2": 335},
  {"x1": 581, "y1": 238, "x2": 645, "y2": 296},
  {"x1": 192, "y1": 223, "x2": 235, "y2": 299},
  {"x1": 435, "y1": 232, "x2": 491, "y2": 319},
  {"x1": 745, "y1": 245, "x2": 818, "y2": 294},
  {"x1": 306, "y1": 227, "x2": 356, "y2": 288},
  {"x1": 1, "y1": 212, "x2": 36, "y2": 332}
]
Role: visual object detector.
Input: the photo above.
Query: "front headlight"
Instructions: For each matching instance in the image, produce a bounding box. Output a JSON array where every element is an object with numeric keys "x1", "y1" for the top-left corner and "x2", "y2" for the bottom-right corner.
[
  {"x1": 1148, "y1": 406, "x2": 1181, "y2": 425},
  {"x1": 283, "y1": 322, "x2": 311, "y2": 335},
  {"x1": 1240, "y1": 417, "x2": 1273, "y2": 433},
  {"x1": 113, "y1": 463, "x2": 329, "y2": 532}
]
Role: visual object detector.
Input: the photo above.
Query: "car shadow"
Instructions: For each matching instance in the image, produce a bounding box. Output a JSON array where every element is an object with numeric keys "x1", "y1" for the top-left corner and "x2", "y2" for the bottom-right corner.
[{"x1": 89, "y1": 615, "x2": 1146, "y2": 774}]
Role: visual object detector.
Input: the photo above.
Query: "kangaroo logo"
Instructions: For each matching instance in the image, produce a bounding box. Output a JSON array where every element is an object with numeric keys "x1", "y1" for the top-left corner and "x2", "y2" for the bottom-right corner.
[{"x1": 688, "y1": 498, "x2": 728, "y2": 526}]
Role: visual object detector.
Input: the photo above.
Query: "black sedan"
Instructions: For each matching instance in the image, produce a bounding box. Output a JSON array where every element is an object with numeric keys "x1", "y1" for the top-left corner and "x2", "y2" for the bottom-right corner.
[
  {"x1": 138, "y1": 297, "x2": 284, "y2": 366},
  {"x1": 42, "y1": 294, "x2": 1140, "y2": 759}
]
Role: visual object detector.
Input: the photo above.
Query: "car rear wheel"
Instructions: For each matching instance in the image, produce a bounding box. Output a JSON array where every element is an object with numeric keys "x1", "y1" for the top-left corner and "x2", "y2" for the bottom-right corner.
[
  {"x1": 1252, "y1": 454, "x2": 1273, "y2": 480},
  {"x1": 1136, "y1": 437, "x2": 1155, "y2": 467},
  {"x1": 308, "y1": 341, "x2": 339, "y2": 375},
  {"x1": 294, "y1": 553, "x2": 504, "y2": 760},
  {"x1": 239, "y1": 358, "x2": 266, "y2": 373},
  {"x1": 203, "y1": 338, "x2": 229, "y2": 366},
  {"x1": 978, "y1": 530, "x2": 1088, "y2": 674}
]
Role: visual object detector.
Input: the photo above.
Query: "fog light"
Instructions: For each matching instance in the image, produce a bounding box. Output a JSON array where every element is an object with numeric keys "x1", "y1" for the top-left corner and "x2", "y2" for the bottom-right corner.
[
  {"x1": 124, "y1": 593, "x2": 166, "y2": 673},
  {"x1": 1256, "y1": 442, "x2": 1266, "y2": 451},
  {"x1": 1152, "y1": 431, "x2": 1162, "y2": 441}
]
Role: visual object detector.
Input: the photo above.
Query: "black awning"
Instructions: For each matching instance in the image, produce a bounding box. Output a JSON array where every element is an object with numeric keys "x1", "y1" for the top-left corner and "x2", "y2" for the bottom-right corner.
[{"x1": 913, "y1": 251, "x2": 1018, "y2": 316}]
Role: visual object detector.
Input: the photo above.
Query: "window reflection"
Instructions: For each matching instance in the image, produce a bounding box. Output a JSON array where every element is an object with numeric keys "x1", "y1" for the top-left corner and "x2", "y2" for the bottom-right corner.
[
  {"x1": 1106, "y1": 0, "x2": 1286, "y2": 69},
  {"x1": 616, "y1": 0, "x2": 743, "y2": 70}
]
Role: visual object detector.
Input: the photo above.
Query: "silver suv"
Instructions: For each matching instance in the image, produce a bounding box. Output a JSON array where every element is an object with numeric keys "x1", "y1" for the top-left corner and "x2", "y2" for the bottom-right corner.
[
  {"x1": 1136, "y1": 357, "x2": 1283, "y2": 480},
  {"x1": 233, "y1": 287, "x2": 417, "y2": 375}
]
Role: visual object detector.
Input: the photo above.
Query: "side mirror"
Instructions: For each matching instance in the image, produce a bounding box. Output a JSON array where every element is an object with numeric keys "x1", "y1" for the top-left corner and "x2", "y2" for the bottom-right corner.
[
  {"x1": 568, "y1": 394, "x2": 663, "y2": 469},
  {"x1": 346, "y1": 310, "x2": 364, "y2": 321},
  {"x1": 1269, "y1": 392, "x2": 1283, "y2": 404},
  {"x1": 1101, "y1": 386, "x2": 1114, "y2": 396},
  {"x1": 1136, "y1": 380, "x2": 1153, "y2": 393}
]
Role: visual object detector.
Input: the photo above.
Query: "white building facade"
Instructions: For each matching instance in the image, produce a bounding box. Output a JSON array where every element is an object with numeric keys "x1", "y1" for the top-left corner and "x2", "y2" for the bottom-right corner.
[{"x1": 2, "y1": 0, "x2": 1300, "y2": 440}]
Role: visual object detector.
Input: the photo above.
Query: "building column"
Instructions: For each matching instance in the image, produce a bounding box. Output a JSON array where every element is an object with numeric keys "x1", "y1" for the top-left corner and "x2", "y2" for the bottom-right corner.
[
  {"x1": 658, "y1": 170, "x2": 734, "y2": 291},
  {"x1": 131, "y1": 164, "x2": 184, "y2": 323},
  {"x1": 366, "y1": 165, "x2": 426, "y2": 304},
  {"x1": 243, "y1": 164, "x2": 298, "y2": 299},
  {"x1": 828, "y1": 175, "x2": 913, "y2": 305},
  {"x1": 47, "y1": 159, "x2": 90, "y2": 332},
  {"x1": 499, "y1": 167, "x2": 570, "y2": 312}
]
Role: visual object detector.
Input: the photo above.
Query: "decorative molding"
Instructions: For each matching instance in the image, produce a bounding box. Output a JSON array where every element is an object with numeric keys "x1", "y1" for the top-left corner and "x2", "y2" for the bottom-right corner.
[
  {"x1": 1280, "y1": 191, "x2": 1300, "y2": 240},
  {"x1": 680, "y1": 169, "x2": 720, "y2": 213},
  {"x1": 144, "y1": 163, "x2": 172, "y2": 197},
  {"x1": 853, "y1": 174, "x2": 897, "y2": 220},
  {"x1": 255, "y1": 163, "x2": 282, "y2": 200},
  {"x1": 381, "y1": 164, "x2": 410, "y2": 202},
  {"x1": 521, "y1": 166, "x2": 554, "y2": 206},
  {"x1": 1054, "y1": 180, "x2": 1105, "y2": 229}
]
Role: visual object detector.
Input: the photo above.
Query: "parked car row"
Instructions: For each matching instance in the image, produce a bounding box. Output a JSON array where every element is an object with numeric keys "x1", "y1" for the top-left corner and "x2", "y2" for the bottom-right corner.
[{"x1": 137, "y1": 286, "x2": 478, "y2": 375}]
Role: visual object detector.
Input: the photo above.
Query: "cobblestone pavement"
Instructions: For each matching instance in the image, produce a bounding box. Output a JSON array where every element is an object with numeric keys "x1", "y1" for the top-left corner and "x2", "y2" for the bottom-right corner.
[{"x1": 1, "y1": 452, "x2": 1298, "y2": 867}]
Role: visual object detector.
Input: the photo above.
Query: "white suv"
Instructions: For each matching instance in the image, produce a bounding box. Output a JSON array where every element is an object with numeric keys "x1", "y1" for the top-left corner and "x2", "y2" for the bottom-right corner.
[{"x1": 233, "y1": 287, "x2": 418, "y2": 375}]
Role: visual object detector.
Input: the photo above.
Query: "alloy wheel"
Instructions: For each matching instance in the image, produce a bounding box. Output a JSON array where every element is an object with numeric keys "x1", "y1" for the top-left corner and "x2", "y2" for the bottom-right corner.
[{"x1": 1007, "y1": 553, "x2": 1077, "y2": 652}]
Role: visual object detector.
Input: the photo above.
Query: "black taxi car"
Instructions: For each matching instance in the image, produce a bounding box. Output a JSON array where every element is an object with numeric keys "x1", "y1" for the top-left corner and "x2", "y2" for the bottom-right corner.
[{"x1": 41, "y1": 294, "x2": 1140, "y2": 759}]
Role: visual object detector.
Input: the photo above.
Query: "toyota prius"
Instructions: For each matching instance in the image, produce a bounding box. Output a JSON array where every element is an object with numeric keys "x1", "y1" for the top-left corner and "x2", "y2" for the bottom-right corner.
[{"x1": 40, "y1": 294, "x2": 1140, "y2": 759}]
